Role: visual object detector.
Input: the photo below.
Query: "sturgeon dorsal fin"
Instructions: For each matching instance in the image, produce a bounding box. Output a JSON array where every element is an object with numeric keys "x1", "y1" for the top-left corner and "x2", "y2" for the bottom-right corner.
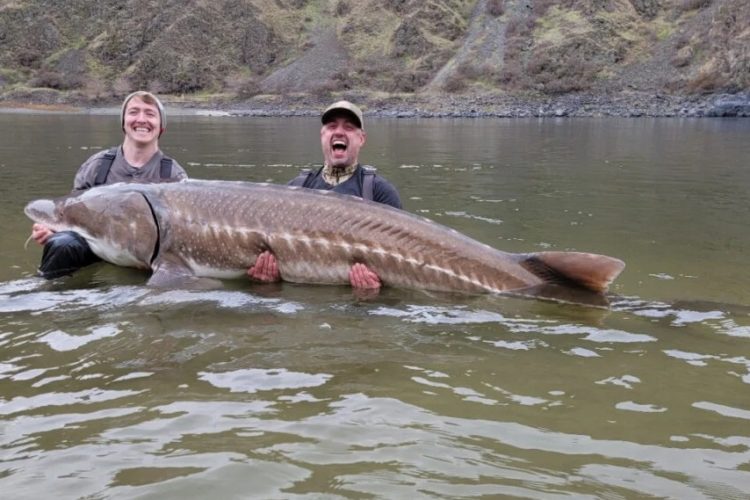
[{"x1": 519, "y1": 252, "x2": 625, "y2": 293}]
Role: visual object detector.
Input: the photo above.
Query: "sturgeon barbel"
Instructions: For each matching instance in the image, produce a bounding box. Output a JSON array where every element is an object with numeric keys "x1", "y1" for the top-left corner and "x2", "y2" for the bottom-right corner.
[{"x1": 25, "y1": 179, "x2": 625, "y2": 298}]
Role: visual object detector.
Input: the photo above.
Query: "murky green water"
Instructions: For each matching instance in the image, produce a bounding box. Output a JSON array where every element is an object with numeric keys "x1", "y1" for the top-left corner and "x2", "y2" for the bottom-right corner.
[{"x1": 1, "y1": 113, "x2": 749, "y2": 498}]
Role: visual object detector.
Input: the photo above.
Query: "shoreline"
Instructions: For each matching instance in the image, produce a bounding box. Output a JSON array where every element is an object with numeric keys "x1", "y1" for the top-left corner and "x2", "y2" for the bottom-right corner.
[{"x1": 1, "y1": 91, "x2": 748, "y2": 118}]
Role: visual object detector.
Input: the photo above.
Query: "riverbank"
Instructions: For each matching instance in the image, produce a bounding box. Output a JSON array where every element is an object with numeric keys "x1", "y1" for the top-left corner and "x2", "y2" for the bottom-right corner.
[
  {"x1": 2, "y1": 89, "x2": 749, "y2": 118},
  {"x1": 218, "y1": 91, "x2": 750, "y2": 119}
]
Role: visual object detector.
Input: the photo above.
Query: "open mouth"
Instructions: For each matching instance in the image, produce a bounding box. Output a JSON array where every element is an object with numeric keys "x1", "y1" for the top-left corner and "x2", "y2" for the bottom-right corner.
[{"x1": 332, "y1": 140, "x2": 347, "y2": 152}]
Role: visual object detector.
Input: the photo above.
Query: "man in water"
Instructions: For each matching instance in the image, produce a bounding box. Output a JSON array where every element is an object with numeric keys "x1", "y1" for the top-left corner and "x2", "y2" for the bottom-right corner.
[
  {"x1": 31, "y1": 91, "x2": 188, "y2": 279},
  {"x1": 248, "y1": 100, "x2": 401, "y2": 291}
]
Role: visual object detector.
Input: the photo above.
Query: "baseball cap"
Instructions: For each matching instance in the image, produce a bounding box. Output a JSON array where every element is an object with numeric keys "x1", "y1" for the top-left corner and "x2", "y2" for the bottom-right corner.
[{"x1": 321, "y1": 100, "x2": 364, "y2": 129}]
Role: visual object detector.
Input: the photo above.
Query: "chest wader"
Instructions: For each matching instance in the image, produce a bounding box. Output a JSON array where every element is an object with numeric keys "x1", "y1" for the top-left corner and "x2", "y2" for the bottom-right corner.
[
  {"x1": 290, "y1": 166, "x2": 376, "y2": 201},
  {"x1": 94, "y1": 148, "x2": 174, "y2": 185}
]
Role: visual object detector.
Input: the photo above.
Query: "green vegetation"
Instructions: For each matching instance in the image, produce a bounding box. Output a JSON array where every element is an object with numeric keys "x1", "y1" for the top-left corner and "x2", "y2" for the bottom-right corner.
[{"x1": 0, "y1": 0, "x2": 746, "y2": 104}]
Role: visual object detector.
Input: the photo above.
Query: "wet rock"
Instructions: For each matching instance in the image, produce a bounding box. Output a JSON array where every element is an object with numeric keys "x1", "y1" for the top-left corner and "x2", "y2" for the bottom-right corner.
[{"x1": 705, "y1": 95, "x2": 750, "y2": 117}]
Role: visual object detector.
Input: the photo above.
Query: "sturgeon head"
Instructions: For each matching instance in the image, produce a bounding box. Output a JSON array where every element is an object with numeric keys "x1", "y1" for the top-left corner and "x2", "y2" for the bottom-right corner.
[{"x1": 24, "y1": 184, "x2": 159, "y2": 270}]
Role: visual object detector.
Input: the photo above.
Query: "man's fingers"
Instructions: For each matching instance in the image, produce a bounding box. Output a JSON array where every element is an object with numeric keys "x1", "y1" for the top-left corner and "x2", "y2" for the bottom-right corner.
[
  {"x1": 260, "y1": 251, "x2": 280, "y2": 280},
  {"x1": 350, "y1": 263, "x2": 381, "y2": 289},
  {"x1": 31, "y1": 225, "x2": 52, "y2": 245},
  {"x1": 248, "y1": 251, "x2": 281, "y2": 282},
  {"x1": 267, "y1": 257, "x2": 279, "y2": 279},
  {"x1": 248, "y1": 251, "x2": 268, "y2": 280},
  {"x1": 256, "y1": 252, "x2": 270, "y2": 273}
]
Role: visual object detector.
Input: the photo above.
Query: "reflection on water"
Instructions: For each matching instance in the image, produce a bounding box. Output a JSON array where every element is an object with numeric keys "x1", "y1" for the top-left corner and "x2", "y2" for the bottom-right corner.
[{"x1": 1, "y1": 114, "x2": 750, "y2": 498}]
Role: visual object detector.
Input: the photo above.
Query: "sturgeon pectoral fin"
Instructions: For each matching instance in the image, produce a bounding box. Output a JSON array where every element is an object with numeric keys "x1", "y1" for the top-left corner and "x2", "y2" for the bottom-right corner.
[
  {"x1": 520, "y1": 252, "x2": 625, "y2": 294},
  {"x1": 147, "y1": 253, "x2": 222, "y2": 289}
]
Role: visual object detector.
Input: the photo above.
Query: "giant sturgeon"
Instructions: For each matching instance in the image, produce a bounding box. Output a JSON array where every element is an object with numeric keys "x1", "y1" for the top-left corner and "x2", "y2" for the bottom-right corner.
[{"x1": 25, "y1": 179, "x2": 625, "y2": 300}]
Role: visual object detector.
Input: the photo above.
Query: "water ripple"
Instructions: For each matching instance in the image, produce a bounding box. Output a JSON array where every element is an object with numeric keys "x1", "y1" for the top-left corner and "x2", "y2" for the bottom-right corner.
[{"x1": 198, "y1": 368, "x2": 332, "y2": 394}]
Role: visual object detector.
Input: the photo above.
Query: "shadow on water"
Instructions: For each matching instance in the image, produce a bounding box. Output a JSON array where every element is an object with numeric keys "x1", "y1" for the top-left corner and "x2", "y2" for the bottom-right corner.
[{"x1": 3, "y1": 263, "x2": 749, "y2": 329}]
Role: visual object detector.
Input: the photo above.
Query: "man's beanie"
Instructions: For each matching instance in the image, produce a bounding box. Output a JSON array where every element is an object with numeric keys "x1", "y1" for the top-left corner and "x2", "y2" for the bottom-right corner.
[{"x1": 120, "y1": 91, "x2": 167, "y2": 137}]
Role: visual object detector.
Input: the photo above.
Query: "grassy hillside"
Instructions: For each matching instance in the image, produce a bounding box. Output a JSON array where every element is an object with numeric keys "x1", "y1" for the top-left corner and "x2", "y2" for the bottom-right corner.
[{"x1": 0, "y1": 0, "x2": 747, "y2": 105}]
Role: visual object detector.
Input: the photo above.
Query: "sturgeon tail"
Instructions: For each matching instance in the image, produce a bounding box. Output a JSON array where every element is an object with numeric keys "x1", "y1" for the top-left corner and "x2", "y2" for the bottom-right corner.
[{"x1": 519, "y1": 252, "x2": 626, "y2": 294}]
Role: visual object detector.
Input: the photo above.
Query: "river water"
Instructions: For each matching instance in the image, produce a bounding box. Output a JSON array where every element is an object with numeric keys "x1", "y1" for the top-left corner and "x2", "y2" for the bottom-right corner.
[{"x1": 1, "y1": 113, "x2": 749, "y2": 498}]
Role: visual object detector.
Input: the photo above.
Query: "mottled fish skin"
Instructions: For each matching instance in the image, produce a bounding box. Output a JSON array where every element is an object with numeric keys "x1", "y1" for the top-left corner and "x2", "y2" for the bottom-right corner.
[{"x1": 25, "y1": 179, "x2": 624, "y2": 295}]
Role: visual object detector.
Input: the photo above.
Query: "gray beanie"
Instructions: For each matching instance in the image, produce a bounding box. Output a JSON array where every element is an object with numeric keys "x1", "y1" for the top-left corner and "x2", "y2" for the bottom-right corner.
[{"x1": 120, "y1": 91, "x2": 166, "y2": 137}]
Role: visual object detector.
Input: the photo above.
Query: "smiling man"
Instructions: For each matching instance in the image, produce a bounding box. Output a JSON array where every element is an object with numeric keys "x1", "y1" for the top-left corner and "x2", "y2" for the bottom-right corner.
[
  {"x1": 248, "y1": 100, "x2": 402, "y2": 290},
  {"x1": 31, "y1": 91, "x2": 188, "y2": 279}
]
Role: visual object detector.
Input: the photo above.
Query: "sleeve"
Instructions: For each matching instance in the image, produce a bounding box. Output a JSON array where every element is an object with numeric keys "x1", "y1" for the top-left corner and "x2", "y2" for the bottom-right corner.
[
  {"x1": 374, "y1": 177, "x2": 403, "y2": 209},
  {"x1": 168, "y1": 158, "x2": 189, "y2": 180},
  {"x1": 72, "y1": 150, "x2": 108, "y2": 192}
]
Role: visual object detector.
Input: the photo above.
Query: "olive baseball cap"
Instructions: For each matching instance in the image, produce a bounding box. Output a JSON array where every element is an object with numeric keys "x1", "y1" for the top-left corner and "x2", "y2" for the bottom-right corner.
[{"x1": 321, "y1": 100, "x2": 364, "y2": 129}]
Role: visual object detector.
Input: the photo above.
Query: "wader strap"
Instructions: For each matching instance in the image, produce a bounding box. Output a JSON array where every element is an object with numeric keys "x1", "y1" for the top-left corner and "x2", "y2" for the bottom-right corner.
[
  {"x1": 95, "y1": 150, "x2": 172, "y2": 186},
  {"x1": 94, "y1": 148, "x2": 118, "y2": 186},
  {"x1": 160, "y1": 156, "x2": 173, "y2": 179},
  {"x1": 361, "y1": 166, "x2": 377, "y2": 201}
]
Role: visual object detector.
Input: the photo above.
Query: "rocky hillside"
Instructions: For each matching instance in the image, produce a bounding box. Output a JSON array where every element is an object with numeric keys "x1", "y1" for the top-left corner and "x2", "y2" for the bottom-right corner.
[{"x1": 0, "y1": 0, "x2": 747, "y2": 113}]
